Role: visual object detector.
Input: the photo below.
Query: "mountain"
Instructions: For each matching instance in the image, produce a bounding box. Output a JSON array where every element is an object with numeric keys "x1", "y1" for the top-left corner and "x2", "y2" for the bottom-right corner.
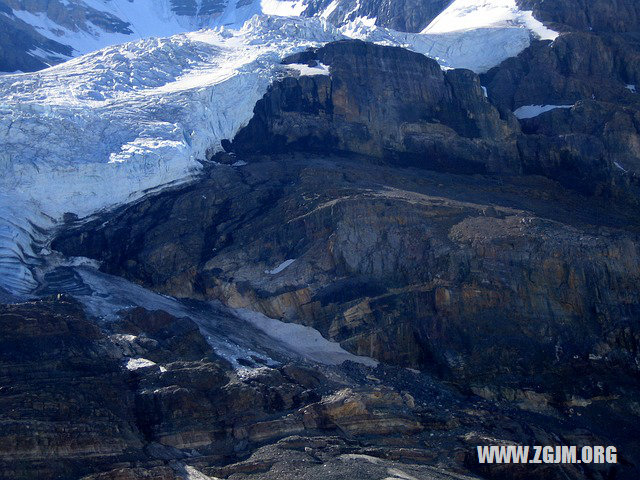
[
  {"x1": 1, "y1": 0, "x2": 567, "y2": 73},
  {"x1": 0, "y1": 1, "x2": 557, "y2": 295},
  {"x1": 0, "y1": 0, "x2": 447, "y2": 72},
  {"x1": 1, "y1": 0, "x2": 640, "y2": 479}
]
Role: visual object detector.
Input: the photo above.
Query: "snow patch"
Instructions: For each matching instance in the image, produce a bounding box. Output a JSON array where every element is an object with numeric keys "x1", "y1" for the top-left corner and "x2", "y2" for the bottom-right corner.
[
  {"x1": 61, "y1": 264, "x2": 376, "y2": 369},
  {"x1": 614, "y1": 161, "x2": 628, "y2": 173},
  {"x1": 285, "y1": 62, "x2": 331, "y2": 76},
  {"x1": 126, "y1": 357, "x2": 157, "y2": 370},
  {"x1": 265, "y1": 258, "x2": 296, "y2": 274},
  {"x1": 234, "y1": 308, "x2": 378, "y2": 366},
  {"x1": 260, "y1": 0, "x2": 307, "y2": 16},
  {"x1": 113, "y1": 333, "x2": 138, "y2": 342},
  {"x1": 320, "y1": 0, "x2": 339, "y2": 19},
  {"x1": 626, "y1": 84, "x2": 637, "y2": 93},
  {"x1": 513, "y1": 104, "x2": 573, "y2": 119}
]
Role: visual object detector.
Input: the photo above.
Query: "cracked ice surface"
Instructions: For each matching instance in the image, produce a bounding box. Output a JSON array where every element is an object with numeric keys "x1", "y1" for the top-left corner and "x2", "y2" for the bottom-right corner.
[{"x1": 0, "y1": 16, "x2": 342, "y2": 293}]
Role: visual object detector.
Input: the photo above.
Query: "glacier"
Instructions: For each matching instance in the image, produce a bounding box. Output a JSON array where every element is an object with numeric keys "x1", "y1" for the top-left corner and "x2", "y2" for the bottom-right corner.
[
  {"x1": 0, "y1": 3, "x2": 560, "y2": 296},
  {"x1": 0, "y1": 16, "x2": 342, "y2": 294}
]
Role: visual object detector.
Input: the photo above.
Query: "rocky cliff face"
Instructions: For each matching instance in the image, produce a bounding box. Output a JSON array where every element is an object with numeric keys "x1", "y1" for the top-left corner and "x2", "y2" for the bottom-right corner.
[
  {"x1": 0, "y1": 298, "x2": 144, "y2": 479},
  {"x1": 52, "y1": 154, "x2": 640, "y2": 381},
  {"x1": 230, "y1": 40, "x2": 520, "y2": 175},
  {"x1": 481, "y1": 7, "x2": 640, "y2": 201},
  {"x1": 517, "y1": 0, "x2": 640, "y2": 33},
  {"x1": 0, "y1": 1, "x2": 72, "y2": 71},
  {"x1": 226, "y1": 38, "x2": 640, "y2": 202},
  {"x1": 303, "y1": 0, "x2": 449, "y2": 33},
  {"x1": 2, "y1": 296, "x2": 637, "y2": 479},
  {"x1": 45, "y1": 32, "x2": 640, "y2": 475}
]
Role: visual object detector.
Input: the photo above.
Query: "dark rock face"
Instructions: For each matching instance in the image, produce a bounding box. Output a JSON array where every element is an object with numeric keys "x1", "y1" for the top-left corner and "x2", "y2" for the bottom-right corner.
[
  {"x1": 483, "y1": 34, "x2": 640, "y2": 110},
  {"x1": 51, "y1": 156, "x2": 640, "y2": 477},
  {"x1": 0, "y1": 1, "x2": 73, "y2": 72},
  {"x1": 516, "y1": 100, "x2": 640, "y2": 199},
  {"x1": 0, "y1": 296, "x2": 144, "y2": 479},
  {"x1": 481, "y1": 21, "x2": 640, "y2": 200},
  {"x1": 46, "y1": 36, "x2": 640, "y2": 478},
  {"x1": 2, "y1": 297, "x2": 638, "y2": 479},
  {"x1": 230, "y1": 40, "x2": 520, "y2": 175},
  {"x1": 517, "y1": 0, "x2": 640, "y2": 33},
  {"x1": 230, "y1": 39, "x2": 640, "y2": 202},
  {"x1": 9, "y1": 5, "x2": 640, "y2": 479},
  {"x1": 0, "y1": 297, "x2": 431, "y2": 478}
]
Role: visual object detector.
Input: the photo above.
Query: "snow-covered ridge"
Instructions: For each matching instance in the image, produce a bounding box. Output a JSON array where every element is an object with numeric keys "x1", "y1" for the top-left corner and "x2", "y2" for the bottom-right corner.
[
  {"x1": 422, "y1": 0, "x2": 558, "y2": 41},
  {"x1": 5, "y1": 0, "x2": 302, "y2": 67},
  {"x1": 338, "y1": 0, "x2": 559, "y2": 73}
]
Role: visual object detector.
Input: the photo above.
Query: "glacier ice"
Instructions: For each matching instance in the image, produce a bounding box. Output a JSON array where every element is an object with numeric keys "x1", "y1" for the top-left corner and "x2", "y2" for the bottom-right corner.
[
  {"x1": 422, "y1": 0, "x2": 559, "y2": 41},
  {"x1": 0, "y1": 16, "x2": 342, "y2": 294}
]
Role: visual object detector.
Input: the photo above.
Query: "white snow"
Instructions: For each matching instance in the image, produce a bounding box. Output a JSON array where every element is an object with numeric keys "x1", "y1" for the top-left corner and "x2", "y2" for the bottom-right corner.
[
  {"x1": 40, "y1": 262, "x2": 377, "y2": 368},
  {"x1": 126, "y1": 357, "x2": 157, "y2": 370},
  {"x1": 320, "y1": 0, "x2": 340, "y2": 19},
  {"x1": 614, "y1": 161, "x2": 628, "y2": 173},
  {"x1": 8, "y1": 0, "x2": 559, "y2": 75},
  {"x1": 265, "y1": 258, "x2": 296, "y2": 274},
  {"x1": 285, "y1": 62, "x2": 331, "y2": 76},
  {"x1": 513, "y1": 104, "x2": 573, "y2": 119},
  {"x1": 12, "y1": 5, "x2": 186, "y2": 59},
  {"x1": 385, "y1": 0, "x2": 559, "y2": 72},
  {"x1": 626, "y1": 84, "x2": 637, "y2": 93},
  {"x1": 234, "y1": 308, "x2": 378, "y2": 366},
  {"x1": 344, "y1": 22, "x2": 532, "y2": 73},
  {"x1": 260, "y1": 0, "x2": 307, "y2": 16},
  {"x1": 422, "y1": 0, "x2": 558, "y2": 41}
]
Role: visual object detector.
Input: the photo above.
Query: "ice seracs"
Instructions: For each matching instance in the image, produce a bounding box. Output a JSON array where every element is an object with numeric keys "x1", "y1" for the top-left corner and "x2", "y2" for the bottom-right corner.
[{"x1": 0, "y1": 16, "x2": 341, "y2": 294}]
